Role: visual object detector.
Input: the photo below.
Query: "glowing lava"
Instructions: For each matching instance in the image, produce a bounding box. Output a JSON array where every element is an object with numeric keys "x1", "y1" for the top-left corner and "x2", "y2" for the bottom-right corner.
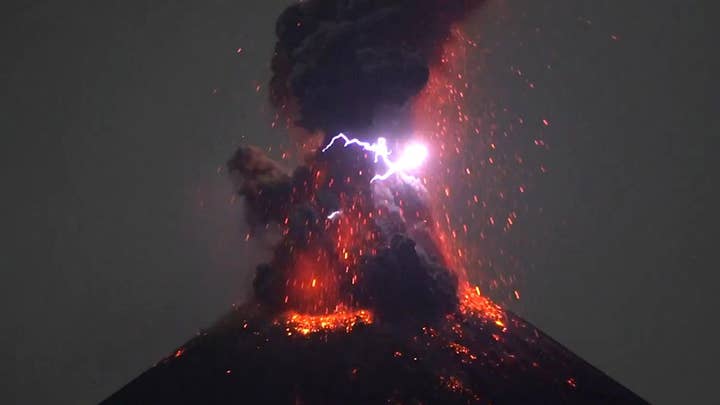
[
  {"x1": 322, "y1": 133, "x2": 429, "y2": 183},
  {"x1": 282, "y1": 306, "x2": 374, "y2": 336}
]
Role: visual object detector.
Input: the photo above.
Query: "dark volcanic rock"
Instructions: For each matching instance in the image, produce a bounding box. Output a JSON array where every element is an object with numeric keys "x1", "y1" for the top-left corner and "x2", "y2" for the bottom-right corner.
[{"x1": 102, "y1": 303, "x2": 647, "y2": 405}]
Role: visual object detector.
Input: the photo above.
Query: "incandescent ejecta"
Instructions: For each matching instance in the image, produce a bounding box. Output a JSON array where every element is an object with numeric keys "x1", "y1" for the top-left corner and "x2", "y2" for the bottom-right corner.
[{"x1": 104, "y1": 1, "x2": 648, "y2": 403}]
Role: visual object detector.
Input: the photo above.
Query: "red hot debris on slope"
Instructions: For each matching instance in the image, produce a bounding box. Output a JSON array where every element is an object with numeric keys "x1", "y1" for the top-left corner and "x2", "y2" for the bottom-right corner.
[{"x1": 104, "y1": 300, "x2": 647, "y2": 404}]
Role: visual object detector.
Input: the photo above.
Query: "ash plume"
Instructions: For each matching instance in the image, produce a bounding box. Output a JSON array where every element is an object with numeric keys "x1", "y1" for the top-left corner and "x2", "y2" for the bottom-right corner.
[
  {"x1": 229, "y1": 0, "x2": 485, "y2": 323},
  {"x1": 103, "y1": 3, "x2": 651, "y2": 403},
  {"x1": 227, "y1": 146, "x2": 292, "y2": 229},
  {"x1": 356, "y1": 234, "x2": 459, "y2": 323},
  {"x1": 270, "y1": 0, "x2": 485, "y2": 137}
]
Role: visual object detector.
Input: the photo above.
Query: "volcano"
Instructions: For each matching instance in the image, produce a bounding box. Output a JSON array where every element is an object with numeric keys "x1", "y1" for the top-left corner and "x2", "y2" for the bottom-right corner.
[
  {"x1": 103, "y1": 1, "x2": 648, "y2": 403},
  {"x1": 102, "y1": 294, "x2": 646, "y2": 404}
]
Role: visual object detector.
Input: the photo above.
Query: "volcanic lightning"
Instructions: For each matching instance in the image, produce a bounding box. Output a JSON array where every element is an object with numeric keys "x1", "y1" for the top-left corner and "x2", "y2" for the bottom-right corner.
[
  {"x1": 322, "y1": 133, "x2": 429, "y2": 183},
  {"x1": 321, "y1": 133, "x2": 390, "y2": 163},
  {"x1": 104, "y1": 0, "x2": 650, "y2": 403}
]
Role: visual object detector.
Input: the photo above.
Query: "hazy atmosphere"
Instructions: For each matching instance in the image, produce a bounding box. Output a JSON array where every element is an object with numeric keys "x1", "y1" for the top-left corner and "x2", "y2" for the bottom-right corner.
[{"x1": 1, "y1": 1, "x2": 716, "y2": 403}]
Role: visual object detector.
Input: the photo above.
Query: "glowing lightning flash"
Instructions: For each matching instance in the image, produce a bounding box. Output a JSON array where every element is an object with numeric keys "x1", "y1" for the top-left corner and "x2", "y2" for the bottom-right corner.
[
  {"x1": 322, "y1": 133, "x2": 390, "y2": 163},
  {"x1": 322, "y1": 133, "x2": 428, "y2": 183},
  {"x1": 371, "y1": 142, "x2": 429, "y2": 182}
]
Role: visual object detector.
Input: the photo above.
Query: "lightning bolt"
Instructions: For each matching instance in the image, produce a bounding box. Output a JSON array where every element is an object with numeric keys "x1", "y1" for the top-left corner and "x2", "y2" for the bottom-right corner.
[
  {"x1": 322, "y1": 133, "x2": 428, "y2": 183},
  {"x1": 322, "y1": 133, "x2": 390, "y2": 163},
  {"x1": 327, "y1": 210, "x2": 343, "y2": 220}
]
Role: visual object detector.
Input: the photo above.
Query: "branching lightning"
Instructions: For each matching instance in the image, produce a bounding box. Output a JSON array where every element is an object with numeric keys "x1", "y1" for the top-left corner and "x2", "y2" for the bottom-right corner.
[
  {"x1": 322, "y1": 133, "x2": 390, "y2": 163},
  {"x1": 322, "y1": 133, "x2": 428, "y2": 183}
]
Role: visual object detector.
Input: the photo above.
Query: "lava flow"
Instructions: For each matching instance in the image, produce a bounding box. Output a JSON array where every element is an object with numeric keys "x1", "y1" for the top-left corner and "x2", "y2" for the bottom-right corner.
[{"x1": 282, "y1": 305, "x2": 374, "y2": 336}]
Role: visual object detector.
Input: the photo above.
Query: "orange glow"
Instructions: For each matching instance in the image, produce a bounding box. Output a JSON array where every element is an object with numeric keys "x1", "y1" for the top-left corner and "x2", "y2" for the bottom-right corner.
[
  {"x1": 458, "y1": 284, "x2": 506, "y2": 326},
  {"x1": 412, "y1": 28, "x2": 475, "y2": 284},
  {"x1": 411, "y1": 26, "x2": 532, "y2": 302},
  {"x1": 440, "y1": 375, "x2": 465, "y2": 392},
  {"x1": 331, "y1": 194, "x2": 379, "y2": 268},
  {"x1": 263, "y1": 27, "x2": 521, "y2": 332},
  {"x1": 282, "y1": 306, "x2": 373, "y2": 336},
  {"x1": 281, "y1": 250, "x2": 342, "y2": 314},
  {"x1": 447, "y1": 341, "x2": 478, "y2": 363}
]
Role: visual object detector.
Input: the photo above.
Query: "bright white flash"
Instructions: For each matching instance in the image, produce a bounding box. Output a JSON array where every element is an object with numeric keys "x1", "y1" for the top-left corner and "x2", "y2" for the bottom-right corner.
[
  {"x1": 322, "y1": 133, "x2": 428, "y2": 183},
  {"x1": 327, "y1": 210, "x2": 343, "y2": 220},
  {"x1": 396, "y1": 143, "x2": 429, "y2": 171}
]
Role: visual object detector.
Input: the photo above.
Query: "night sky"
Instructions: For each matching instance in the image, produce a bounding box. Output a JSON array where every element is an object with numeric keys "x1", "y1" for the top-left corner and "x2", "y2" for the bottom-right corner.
[{"x1": 1, "y1": 1, "x2": 717, "y2": 404}]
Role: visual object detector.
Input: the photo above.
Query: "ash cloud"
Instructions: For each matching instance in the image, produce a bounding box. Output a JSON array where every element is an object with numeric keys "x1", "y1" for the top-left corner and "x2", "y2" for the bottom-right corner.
[
  {"x1": 229, "y1": 0, "x2": 483, "y2": 323},
  {"x1": 355, "y1": 234, "x2": 459, "y2": 323},
  {"x1": 271, "y1": 0, "x2": 484, "y2": 137},
  {"x1": 230, "y1": 147, "x2": 459, "y2": 322},
  {"x1": 227, "y1": 146, "x2": 293, "y2": 229}
]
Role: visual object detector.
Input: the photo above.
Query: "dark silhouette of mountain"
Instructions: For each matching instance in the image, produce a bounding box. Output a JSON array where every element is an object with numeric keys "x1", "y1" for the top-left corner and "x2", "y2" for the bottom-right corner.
[{"x1": 103, "y1": 297, "x2": 647, "y2": 404}]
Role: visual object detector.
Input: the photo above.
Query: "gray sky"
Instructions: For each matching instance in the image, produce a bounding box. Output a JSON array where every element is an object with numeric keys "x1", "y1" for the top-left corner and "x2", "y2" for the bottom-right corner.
[{"x1": 1, "y1": 1, "x2": 716, "y2": 404}]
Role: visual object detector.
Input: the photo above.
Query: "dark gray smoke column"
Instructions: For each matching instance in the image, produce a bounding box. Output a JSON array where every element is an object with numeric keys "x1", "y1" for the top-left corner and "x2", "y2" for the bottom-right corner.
[
  {"x1": 270, "y1": 0, "x2": 485, "y2": 137},
  {"x1": 226, "y1": 0, "x2": 488, "y2": 322}
]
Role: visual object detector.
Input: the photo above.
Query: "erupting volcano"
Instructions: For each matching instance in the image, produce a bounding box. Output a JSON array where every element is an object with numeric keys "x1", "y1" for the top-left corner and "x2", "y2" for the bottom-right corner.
[{"x1": 104, "y1": 1, "x2": 647, "y2": 404}]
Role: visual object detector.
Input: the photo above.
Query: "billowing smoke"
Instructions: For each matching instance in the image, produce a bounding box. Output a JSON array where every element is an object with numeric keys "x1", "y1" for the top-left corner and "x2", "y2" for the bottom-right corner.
[
  {"x1": 356, "y1": 234, "x2": 459, "y2": 323},
  {"x1": 227, "y1": 146, "x2": 292, "y2": 230},
  {"x1": 271, "y1": 0, "x2": 484, "y2": 137},
  {"x1": 229, "y1": 0, "x2": 484, "y2": 324}
]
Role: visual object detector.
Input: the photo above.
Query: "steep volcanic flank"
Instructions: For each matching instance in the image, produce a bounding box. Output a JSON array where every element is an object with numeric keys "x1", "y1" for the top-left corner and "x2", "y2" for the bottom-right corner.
[
  {"x1": 103, "y1": 298, "x2": 646, "y2": 404},
  {"x1": 104, "y1": 1, "x2": 647, "y2": 404}
]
